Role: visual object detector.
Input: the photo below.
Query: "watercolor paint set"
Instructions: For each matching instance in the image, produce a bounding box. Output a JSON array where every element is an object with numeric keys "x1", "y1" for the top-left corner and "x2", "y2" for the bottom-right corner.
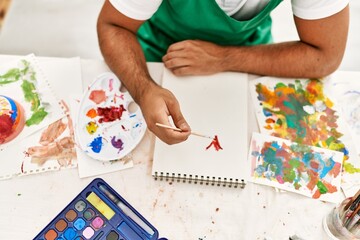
[{"x1": 34, "y1": 178, "x2": 160, "y2": 240}]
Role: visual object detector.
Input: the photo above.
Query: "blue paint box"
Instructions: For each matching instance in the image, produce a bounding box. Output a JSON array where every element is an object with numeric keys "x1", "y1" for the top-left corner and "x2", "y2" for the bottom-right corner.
[{"x1": 34, "y1": 178, "x2": 160, "y2": 240}]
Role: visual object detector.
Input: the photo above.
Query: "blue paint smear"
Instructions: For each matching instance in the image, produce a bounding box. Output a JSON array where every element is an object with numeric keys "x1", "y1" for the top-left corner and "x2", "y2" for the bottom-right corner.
[
  {"x1": 262, "y1": 108, "x2": 272, "y2": 117},
  {"x1": 89, "y1": 136, "x2": 103, "y2": 153}
]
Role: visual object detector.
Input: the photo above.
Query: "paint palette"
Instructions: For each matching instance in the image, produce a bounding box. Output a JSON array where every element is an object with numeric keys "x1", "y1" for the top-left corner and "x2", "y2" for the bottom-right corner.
[
  {"x1": 76, "y1": 72, "x2": 147, "y2": 161},
  {"x1": 34, "y1": 178, "x2": 160, "y2": 240}
]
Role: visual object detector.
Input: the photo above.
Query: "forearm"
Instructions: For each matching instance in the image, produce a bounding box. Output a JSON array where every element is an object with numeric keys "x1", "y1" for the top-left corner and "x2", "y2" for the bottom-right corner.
[
  {"x1": 97, "y1": 23, "x2": 157, "y2": 104},
  {"x1": 222, "y1": 41, "x2": 342, "y2": 79}
]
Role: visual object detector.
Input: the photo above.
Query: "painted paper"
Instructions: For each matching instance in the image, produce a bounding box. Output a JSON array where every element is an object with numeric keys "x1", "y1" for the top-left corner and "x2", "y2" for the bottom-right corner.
[
  {"x1": 249, "y1": 76, "x2": 360, "y2": 197},
  {"x1": 249, "y1": 132, "x2": 343, "y2": 203},
  {"x1": 326, "y1": 71, "x2": 360, "y2": 196},
  {"x1": 0, "y1": 54, "x2": 65, "y2": 150},
  {"x1": 0, "y1": 55, "x2": 82, "y2": 179}
]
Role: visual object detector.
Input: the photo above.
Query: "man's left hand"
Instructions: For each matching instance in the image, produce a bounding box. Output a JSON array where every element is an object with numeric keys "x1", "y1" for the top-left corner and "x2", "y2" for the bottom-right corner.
[{"x1": 162, "y1": 40, "x2": 226, "y2": 76}]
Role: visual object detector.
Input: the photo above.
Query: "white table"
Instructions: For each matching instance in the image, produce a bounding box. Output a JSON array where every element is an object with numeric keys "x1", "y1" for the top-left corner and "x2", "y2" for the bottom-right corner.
[{"x1": 0, "y1": 55, "x2": 335, "y2": 240}]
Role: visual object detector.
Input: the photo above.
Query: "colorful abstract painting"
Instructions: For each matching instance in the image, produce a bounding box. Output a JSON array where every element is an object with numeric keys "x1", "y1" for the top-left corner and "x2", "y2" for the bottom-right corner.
[
  {"x1": 249, "y1": 76, "x2": 360, "y2": 197},
  {"x1": 249, "y1": 132, "x2": 343, "y2": 203}
]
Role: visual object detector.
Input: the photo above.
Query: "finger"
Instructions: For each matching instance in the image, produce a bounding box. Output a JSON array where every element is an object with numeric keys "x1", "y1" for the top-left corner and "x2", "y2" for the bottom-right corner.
[
  {"x1": 167, "y1": 101, "x2": 191, "y2": 134},
  {"x1": 164, "y1": 57, "x2": 192, "y2": 70},
  {"x1": 171, "y1": 66, "x2": 194, "y2": 76},
  {"x1": 167, "y1": 41, "x2": 187, "y2": 53},
  {"x1": 162, "y1": 50, "x2": 189, "y2": 62}
]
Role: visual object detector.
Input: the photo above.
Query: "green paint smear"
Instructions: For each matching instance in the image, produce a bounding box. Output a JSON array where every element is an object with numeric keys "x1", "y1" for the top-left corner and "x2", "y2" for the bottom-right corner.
[
  {"x1": 317, "y1": 181, "x2": 328, "y2": 194},
  {"x1": 21, "y1": 80, "x2": 40, "y2": 111},
  {"x1": 26, "y1": 107, "x2": 48, "y2": 126},
  {"x1": 0, "y1": 68, "x2": 22, "y2": 84},
  {"x1": 289, "y1": 158, "x2": 300, "y2": 168},
  {"x1": 343, "y1": 162, "x2": 360, "y2": 174},
  {"x1": 1, "y1": 59, "x2": 48, "y2": 126},
  {"x1": 283, "y1": 168, "x2": 296, "y2": 183},
  {"x1": 290, "y1": 144, "x2": 311, "y2": 153}
]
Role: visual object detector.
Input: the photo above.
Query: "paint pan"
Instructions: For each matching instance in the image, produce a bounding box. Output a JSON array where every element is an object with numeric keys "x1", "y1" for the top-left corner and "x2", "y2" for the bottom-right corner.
[
  {"x1": 34, "y1": 178, "x2": 160, "y2": 240},
  {"x1": 76, "y1": 72, "x2": 147, "y2": 161}
]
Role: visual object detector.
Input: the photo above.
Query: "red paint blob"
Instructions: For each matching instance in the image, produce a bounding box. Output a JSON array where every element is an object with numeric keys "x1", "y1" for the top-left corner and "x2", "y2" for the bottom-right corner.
[
  {"x1": 97, "y1": 105, "x2": 126, "y2": 123},
  {"x1": 0, "y1": 114, "x2": 14, "y2": 144}
]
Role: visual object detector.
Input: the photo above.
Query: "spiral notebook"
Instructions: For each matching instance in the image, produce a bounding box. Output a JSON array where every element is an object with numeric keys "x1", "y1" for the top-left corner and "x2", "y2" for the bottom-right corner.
[{"x1": 152, "y1": 69, "x2": 249, "y2": 188}]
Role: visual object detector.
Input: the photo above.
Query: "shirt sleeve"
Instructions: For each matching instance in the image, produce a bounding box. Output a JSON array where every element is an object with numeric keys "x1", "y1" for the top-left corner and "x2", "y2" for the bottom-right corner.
[
  {"x1": 291, "y1": 0, "x2": 349, "y2": 20},
  {"x1": 109, "y1": 0, "x2": 163, "y2": 20}
]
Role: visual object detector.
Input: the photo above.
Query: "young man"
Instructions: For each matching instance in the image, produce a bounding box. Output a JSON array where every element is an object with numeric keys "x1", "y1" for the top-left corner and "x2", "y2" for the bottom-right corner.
[{"x1": 97, "y1": 0, "x2": 349, "y2": 145}]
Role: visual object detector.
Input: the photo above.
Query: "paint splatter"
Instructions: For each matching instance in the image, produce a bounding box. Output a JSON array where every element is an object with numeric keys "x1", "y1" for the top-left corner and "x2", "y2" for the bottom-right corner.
[
  {"x1": 255, "y1": 79, "x2": 353, "y2": 170},
  {"x1": 251, "y1": 137, "x2": 342, "y2": 199},
  {"x1": 86, "y1": 121, "x2": 98, "y2": 134},
  {"x1": 89, "y1": 136, "x2": 103, "y2": 153},
  {"x1": 0, "y1": 59, "x2": 48, "y2": 126},
  {"x1": 97, "y1": 105, "x2": 126, "y2": 123},
  {"x1": 206, "y1": 135, "x2": 223, "y2": 151},
  {"x1": 89, "y1": 90, "x2": 106, "y2": 104},
  {"x1": 86, "y1": 108, "x2": 97, "y2": 118},
  {"x1": 0, "y1": 114, "x2": 14, "y2": 143},
  {"x1": 108, "y1": 78, "x2": 114, "y2": 91},
  {"x1": 111, "y1": 136, "x2": 124, "y2": 153}
]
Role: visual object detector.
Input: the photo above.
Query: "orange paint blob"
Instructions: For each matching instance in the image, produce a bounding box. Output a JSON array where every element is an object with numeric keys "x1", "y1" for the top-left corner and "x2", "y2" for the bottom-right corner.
[{"x1": 86, "y1": 108, "x2": 97, "y2": 118}]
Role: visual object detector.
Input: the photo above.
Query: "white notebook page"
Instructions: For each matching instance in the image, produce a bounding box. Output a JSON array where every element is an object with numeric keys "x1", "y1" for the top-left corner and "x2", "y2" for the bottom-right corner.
[{"x1": 152, "y1": 69, "x2": 249, "y2": 184}]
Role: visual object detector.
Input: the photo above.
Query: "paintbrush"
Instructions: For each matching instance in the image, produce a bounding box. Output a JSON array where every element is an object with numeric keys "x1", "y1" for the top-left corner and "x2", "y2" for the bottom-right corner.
[{"x1": 155, "y1": 123, "x2": 212, "y2": 139}]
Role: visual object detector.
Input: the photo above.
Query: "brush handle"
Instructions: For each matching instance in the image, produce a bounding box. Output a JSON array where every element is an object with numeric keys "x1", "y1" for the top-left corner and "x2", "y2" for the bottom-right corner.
[{"x1": 155, "y1": 123, "x2": 212, "y2": 139}]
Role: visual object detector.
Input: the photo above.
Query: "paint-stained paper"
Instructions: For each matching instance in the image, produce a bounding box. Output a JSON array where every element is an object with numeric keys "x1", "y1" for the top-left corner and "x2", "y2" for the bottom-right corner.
[
  {"x1": 249, "y1": 132, "x2": 343, "y2": 203},
  {"x1": 326, "y1": 71, "x2": 360, "y2": 197},
  {"x1": 249, "y1": 76, "x2": 360, "y2": 197},
  {"x1": 0, "y1": 56, "x2": 82, "y2": 179},
  {"x1": 0, "y1": 54, "x2": 66, "y2": 151}
]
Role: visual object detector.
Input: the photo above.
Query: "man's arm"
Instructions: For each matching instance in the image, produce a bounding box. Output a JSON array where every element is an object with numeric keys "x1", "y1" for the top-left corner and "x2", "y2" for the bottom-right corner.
[
  {"x1": 97, "y1": 0, "x2": 191, "y2": 144},
  {"x1": 163, "y1": 5, "x2": 349, "y2": 78}
]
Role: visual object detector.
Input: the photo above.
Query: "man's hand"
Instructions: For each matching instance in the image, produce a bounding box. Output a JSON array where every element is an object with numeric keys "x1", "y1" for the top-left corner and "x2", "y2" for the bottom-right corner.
[
  {"x1": 162, "y1": 40, "x2": 226, "y2": 76},
  {"x1": 138, "y1": 84, "x2": 191, "y2": 144}
]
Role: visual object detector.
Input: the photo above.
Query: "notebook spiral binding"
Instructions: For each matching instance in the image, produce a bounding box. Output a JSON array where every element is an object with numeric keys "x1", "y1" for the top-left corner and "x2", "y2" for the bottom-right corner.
[{"x1": 153, "y1": 172, "x2": 246, "y2": 188}]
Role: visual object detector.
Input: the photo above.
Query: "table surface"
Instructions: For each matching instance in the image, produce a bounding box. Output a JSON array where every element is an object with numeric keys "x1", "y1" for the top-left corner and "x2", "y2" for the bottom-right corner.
[{"x1": 0, "y1": 55, "x2": 336, "y2": 240}]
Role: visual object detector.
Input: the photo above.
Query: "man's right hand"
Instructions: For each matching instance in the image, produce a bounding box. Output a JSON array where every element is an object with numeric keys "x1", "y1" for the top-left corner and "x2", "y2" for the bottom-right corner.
[{"x1": 138, "y1": 84, "x2": 191, "y2": 145}]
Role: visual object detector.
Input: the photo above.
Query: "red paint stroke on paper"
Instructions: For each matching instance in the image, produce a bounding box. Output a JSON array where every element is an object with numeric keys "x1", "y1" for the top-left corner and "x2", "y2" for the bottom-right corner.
[
  {"x1": 97, "y1": 105, "x2": 126, "y2": 123},
  {"x1": 206, "y1": 135, "x2": 223, "y2": 151},
  {"x1": 89, "y1": 90, "x2": 106, "y2": 104}
]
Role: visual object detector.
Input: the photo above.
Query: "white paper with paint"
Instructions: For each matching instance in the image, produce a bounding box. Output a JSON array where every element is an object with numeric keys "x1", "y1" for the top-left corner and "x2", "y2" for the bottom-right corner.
[
  {"x1": 152, "y1": 69, "x2": 250, "y2": 186},
  {"x1": 0, "y1": 56, "x2": 82, "y2": 180}
]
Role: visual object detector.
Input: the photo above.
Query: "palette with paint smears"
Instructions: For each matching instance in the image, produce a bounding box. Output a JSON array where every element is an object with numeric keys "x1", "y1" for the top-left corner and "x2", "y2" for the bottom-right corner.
[
  {"x1": 34, "y1": 178, "x2": 160, "y2": 240},
  {"x1": 76, "y1": 72, "x2": 147, "y2": 161}
]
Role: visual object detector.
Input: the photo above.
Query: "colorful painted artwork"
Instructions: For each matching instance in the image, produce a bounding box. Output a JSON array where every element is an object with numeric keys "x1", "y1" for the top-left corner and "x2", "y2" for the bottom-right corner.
[
  {"x1": 76, "y1": 72, "x2": 147, "y2": 161},
  {"x1": 249, "y1": 76, "x2": 360, "y2": 196},
  {"x1": 249, "y1": 132, "x2": 343, "y2": 203},
  {"x1": 0, "y1": 54, "x2": 65, "y2": 149}
]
